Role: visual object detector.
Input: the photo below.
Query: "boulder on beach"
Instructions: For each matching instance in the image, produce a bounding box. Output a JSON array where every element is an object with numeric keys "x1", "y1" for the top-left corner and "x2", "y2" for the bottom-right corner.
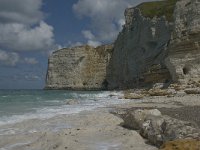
[
  {"x1": 120, "y1": 109, "x2": 200, "y2": 147},
  {"x1": 122, "y1": 109, "x2": 161, "y2": 130},
  {"x1": 65, "y1": 99, "x2": 80, "y2": 105}
]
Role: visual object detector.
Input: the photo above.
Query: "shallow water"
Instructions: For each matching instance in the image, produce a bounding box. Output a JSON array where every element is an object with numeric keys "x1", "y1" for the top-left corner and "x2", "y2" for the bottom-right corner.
[{"x1": 0, "y1": 90, "x2": 125, "y2": 132}]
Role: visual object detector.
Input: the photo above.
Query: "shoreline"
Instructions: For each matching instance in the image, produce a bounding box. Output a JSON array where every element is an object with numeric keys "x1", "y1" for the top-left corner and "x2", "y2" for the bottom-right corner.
[{"x1": 0, "y1": 94, "x2": 200, "y2": 150}]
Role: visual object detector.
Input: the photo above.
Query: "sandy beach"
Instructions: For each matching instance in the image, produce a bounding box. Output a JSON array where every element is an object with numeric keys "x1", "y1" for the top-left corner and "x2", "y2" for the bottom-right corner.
[{"x1": 0, "y1": 94, "x2": 200, "y2": 150}]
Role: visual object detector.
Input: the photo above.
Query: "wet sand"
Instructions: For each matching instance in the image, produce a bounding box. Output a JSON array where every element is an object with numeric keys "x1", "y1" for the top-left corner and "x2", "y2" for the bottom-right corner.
[
  {"x1": 0, "y1": 94, "x2": 199, "y2": 150},
  {"x1": 0, "y1": 109, "x2": 157, "y2": 150}
]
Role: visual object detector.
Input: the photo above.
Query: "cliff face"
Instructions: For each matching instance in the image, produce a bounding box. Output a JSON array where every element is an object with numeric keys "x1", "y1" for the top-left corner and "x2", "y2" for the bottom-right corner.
[
  {"x1": 46, "y1": 0, "x2": 200, "y2": 90},
  {"x1": 45, "y1": 45, "x2": 112, "y2": 90},
  {"x1": 107, "y1": 7, "x2": 172, "y2": 89},
  {"x1": 165, "y1": 0, "x2": 200, "y2": 84}
]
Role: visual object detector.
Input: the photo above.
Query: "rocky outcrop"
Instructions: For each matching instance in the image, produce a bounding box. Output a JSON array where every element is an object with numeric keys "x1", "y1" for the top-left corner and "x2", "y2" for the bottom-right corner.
[
  {"x1": 120, "y1": 109, "x2": 200, "y2": 147},
  {"x1": 165, "y1": 0, "x2": 200, "y2": 84},
  {"x1": 107, "y1": 0, "x2": 200, "y2": 89},
  {"x1": 122, "y1": 109, "x2": 162, "y2": 130},
  {"x1": 107, "y1": 5, "x2": 173, "y2": 89},
  {"x1": 45, "y1": 45, "x2": 113, "y2": 90},
  {"x1": 141, "y1": 115, "x2": 200, "y2": 147}
]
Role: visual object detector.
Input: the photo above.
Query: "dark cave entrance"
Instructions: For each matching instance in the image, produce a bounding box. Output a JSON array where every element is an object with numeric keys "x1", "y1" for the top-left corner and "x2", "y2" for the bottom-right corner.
[{"x1": 183, "y1": 67, "x2": 190, "y2": 75}]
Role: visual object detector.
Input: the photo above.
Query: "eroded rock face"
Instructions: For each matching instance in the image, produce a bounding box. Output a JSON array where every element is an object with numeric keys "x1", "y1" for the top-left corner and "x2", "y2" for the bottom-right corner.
[
  {"x1": 165, "y1": 0, "x2": 200, "y2": 84},
  {"x1": 45, "y1": 45, "x2": 113, "y2": 90},
  {"x1": 107, "y1": 8, "x2": 172, "y2": 89},
  {"x1": 120, "y1": 109, "x2": 200, "y2": 147},
  {"x1": 45, "y1": 0, "x2": 200, "y2": 90},
  {"x1": 122, "y1": 109, "x2": 162, "y2": 130},
  {"x1": 141, "y1": 115, "x2": 200, "y2": 147}
]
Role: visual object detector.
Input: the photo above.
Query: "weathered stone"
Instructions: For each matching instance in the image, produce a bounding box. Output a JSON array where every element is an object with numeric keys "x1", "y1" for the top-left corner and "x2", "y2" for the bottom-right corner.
[
  {"x1": 165, "y1": 0, "x2": 200, "y2": 84},
  {"x1": 169, "y1": 84, "x2": 185, "y2": 91},
  {"x1": 120, "y1": 109, "x2": 200, "y2": 147},
  {"x1": 107, "y1": 0, "x2": 200, "y2": 89},
  {"x1": 184, "y1": 88, "x2": 200, "y2": 94},
  {"x1": 148, "y1": 89, "x2": 172, "y2": 96},
  {"x1": 121, "y1": 109, "x2": 161, "y2": 130},
  {"x1": 107, "y1": 7, "x2": 172, "y2": 89},
  {"x1": 140, "y1": 114, "x2": 200, "y2": 147},
  {"x1": 45, "y1": 45, "x2": 113, "y2": 90},
  {"x1": 160, "y1": 139, "x2": 200, "y2": 150},
  {"x1": 187, "y1": 80, "x2": 200, "y2": 88},
  {"x1": 124, "y1": 93, "x2": 144, "y2": 99},
  {"x1": 141, "y1": 115, "x2": 165, "y2": 146}
]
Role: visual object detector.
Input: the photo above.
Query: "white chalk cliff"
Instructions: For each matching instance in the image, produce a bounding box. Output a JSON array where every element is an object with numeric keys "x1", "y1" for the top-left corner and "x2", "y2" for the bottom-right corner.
[
  {"x1": 165, "y1": 0, "x2": 200, "y2": 84},
  {"x1": 107, "y1": 7, "x2": 172, "y2": 89},
  {"x1": 45, "y1": 45, "x2": 112, "y2": 90},
  {"x1": 46, "y1": 0, "x2": 200, "y2": 90}
]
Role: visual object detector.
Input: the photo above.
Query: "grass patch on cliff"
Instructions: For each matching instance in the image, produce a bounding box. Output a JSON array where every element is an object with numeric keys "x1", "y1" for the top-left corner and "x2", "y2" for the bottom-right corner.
[{"x1": 137, "y1": 0, "x2": 178, "y2": 22}]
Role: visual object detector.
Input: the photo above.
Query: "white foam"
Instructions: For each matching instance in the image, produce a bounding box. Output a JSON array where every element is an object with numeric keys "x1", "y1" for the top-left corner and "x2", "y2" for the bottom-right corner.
[
  {"x1": 0, "y1": 105, "x2": 93, "y2": 126},
  {"x1": 70, "y1": 91, "x2": 116, "y2": 99},
  {"x1": 2, "y1": 96, "x2": 8, "y2": 98},
  {"x1": 45, "y1": 100, "x2": 61, "y2": 103},
  {"x1": 0, "y1": 128, "x2": 21, "y2": 135},
  {"x1": 0, "y1": 91, "x2": 126, "y2": 127},
  {"x1": 1, "y1": 142, "x2": 32, "y2": 150}
]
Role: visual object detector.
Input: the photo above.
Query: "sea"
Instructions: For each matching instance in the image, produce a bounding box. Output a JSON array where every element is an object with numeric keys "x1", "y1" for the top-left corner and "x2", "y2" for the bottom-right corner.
[{"x1": 0, "y1": 90, "x2": 126, "y2": 135}]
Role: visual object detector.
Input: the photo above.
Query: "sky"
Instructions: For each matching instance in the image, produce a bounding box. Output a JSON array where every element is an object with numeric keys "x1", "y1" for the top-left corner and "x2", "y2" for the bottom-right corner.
[{"x1": 0, "y1": 0, "x2": 153, "y2": 89}]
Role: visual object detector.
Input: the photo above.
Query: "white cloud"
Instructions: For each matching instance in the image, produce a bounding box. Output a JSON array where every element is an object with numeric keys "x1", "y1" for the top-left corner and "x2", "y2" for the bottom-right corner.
[
  {"x1": 81, "y1": 30, "x2": 101, "y2": 47},
  {"x1": 82, "y1": 30, "x2": 95, "y2": 40},
  {"x1": 72, "y1": 42, "x2": 83, "y2": 47},
  {"x1": 0, "y1": 0, "x2": 43, "y2": 25},
  {"x1": 0, "y1": 49, "x2": 40, "y2": 66},
  {"x1": 24, "y1": 58, "x2": 38, "y2": 65},
  {"x1": 67, "y1": 41, "x2": 83, "y2": 47},
  {"x1": 0, "y1": 0, "x2": 55, "y2": 52},
  {"x1": 118, "y1": 19, "x2": 126, "y2": 28},
  {"x1": 0, "y1": 50, "x2": 19, "y2": 66},
  {"x1": 73, "y1": 0, "x2": 154, "y2": 43},
  {"x1": 87, "y1": 40, "x2": 101, "y2": 47},
  {"x1": 0, "y1": 21, "x2": 54, "y2": 51}
]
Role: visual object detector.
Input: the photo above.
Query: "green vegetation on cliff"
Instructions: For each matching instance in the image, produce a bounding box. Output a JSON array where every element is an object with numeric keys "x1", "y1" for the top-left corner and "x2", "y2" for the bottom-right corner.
[{"x1": 137, "y1": 0, "x2": 178, "y2": 22}]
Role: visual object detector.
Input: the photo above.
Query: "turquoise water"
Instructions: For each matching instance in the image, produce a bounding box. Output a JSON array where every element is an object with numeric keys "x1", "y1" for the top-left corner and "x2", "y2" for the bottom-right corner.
[{"x1": 0, "y1": 90, "x2": 124, "y2": 126}]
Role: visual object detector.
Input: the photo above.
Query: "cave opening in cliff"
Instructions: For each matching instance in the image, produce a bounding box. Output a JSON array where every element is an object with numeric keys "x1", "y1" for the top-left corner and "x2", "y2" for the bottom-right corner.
[
  {"x1": 102, "y1": 79, "x2": 108, "y2": 89},
  {"x1": 183, "y1": 67, "x2": 189, "y2": 75}
]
